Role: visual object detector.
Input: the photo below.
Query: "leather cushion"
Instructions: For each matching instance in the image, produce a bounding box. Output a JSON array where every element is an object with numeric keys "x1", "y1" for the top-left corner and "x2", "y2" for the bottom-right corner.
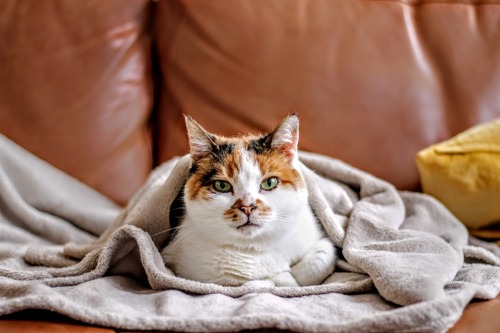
[
  {"x1": 153, "y1": 0, "x2": 500, "y2": 191},
  {"x1": 0, "y1": 0, "x2": 153, "y2": 205}
]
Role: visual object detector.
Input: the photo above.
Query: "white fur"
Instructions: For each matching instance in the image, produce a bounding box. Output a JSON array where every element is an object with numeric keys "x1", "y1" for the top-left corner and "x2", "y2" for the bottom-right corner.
[{"x1": 161, "y1": 149, "x2": 336, "y2": 287}]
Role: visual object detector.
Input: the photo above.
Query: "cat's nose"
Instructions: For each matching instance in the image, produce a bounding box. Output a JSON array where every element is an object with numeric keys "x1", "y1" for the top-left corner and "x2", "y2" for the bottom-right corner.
[{"x1": 239, "y1": 204, "x2": 257, "y2": 216}]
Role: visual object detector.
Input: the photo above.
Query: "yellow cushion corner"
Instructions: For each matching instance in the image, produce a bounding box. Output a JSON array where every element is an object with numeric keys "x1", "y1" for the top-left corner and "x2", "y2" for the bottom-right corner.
[{"x1": 416, "y1": 118, "x2": 500, "y2": 229}]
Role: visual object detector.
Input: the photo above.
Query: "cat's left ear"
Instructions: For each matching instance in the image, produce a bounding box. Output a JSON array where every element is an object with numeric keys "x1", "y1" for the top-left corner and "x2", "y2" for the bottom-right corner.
[{"x1": 268, "y1": 114, "x2": 299, "y2": 158}]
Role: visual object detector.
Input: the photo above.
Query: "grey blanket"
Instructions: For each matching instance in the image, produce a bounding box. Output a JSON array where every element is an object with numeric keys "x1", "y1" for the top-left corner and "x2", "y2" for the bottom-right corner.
[{"x1": 0, "y1": 134, "x2": 499, "y2": 333}]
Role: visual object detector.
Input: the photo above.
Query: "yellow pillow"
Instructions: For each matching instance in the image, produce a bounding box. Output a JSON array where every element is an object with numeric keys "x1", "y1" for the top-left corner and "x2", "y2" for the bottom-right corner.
[{"x1": 416, "y1": 118, "x2": 500, "y2": 229}]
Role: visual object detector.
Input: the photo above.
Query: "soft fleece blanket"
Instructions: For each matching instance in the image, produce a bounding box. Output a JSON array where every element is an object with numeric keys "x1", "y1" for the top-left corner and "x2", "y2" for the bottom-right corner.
[{"x1": 0, "y1": 134, "x2": 499, "y2": 333}]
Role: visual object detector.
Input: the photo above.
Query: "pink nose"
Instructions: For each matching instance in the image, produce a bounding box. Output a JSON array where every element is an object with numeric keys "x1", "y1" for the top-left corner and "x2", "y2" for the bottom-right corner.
[{"x1": 239, "y1": 204, "x2": 256, "y2": 216}]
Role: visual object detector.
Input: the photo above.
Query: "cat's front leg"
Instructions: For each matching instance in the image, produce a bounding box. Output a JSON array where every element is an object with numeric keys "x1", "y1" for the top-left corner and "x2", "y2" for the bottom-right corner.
[{"x1": 291, "y1": 238, "x2": 336, "y2": 286}]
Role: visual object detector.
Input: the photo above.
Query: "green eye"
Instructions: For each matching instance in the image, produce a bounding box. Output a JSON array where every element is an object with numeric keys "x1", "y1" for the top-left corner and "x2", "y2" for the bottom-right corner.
[
  {"x1": 213, "y1": 180, "x2": 232, "y2": 193},
  {"x1": 261, "y1": 177, "x2": 279, "y2": 191}
]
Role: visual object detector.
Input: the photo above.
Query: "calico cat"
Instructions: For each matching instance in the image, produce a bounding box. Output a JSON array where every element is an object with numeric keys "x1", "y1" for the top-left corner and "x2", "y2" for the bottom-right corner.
[{"x1": 161, "y1": 114, "x2": 336, "y2": 287}]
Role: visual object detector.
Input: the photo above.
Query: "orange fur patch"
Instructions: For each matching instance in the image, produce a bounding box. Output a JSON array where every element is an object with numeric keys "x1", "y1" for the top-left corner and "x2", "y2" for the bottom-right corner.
[
  {"x1": 253, "y1": 150, "x2": 304, "y2": 190},
  {"x1": 223, "y1": 198, "x2": 272, "y2": 223},
  {"x1": 186, "y1": 134, "x2": 304, "y2": 202},
  {"x1": 224, "y1": 198, "x2": 243, "y2": 222},
  {"x1": 255, "y1": 199, "x2": 271, "y2": 214}
]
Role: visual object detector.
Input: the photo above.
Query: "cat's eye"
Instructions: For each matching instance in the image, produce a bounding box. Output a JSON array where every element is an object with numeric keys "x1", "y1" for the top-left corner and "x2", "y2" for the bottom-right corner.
[
  {"x1": 261, "y1": 177, "x2": 279, "y2": 191},
  {"x1": 213, "y1": 180, "x2": 232, "y2": 193}
]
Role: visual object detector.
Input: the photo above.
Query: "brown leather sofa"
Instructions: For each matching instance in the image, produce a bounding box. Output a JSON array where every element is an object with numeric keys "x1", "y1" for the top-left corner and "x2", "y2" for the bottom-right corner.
[{"x1": 1, "y1": 0, "x2": 499, "y2": 332}]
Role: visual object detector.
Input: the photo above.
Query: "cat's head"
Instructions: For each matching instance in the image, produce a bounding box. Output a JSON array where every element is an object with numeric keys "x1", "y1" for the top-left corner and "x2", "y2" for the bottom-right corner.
[{"x1": 183, "y1": 114, "x2": 310, "y2": 248}]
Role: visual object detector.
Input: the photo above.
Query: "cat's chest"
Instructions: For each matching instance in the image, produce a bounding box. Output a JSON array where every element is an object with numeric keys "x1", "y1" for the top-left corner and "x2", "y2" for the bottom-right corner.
[
  {"x1": 162, "y1": 234, "x2": 294, "y2": 285},
  {"x1": 210, "y1": 246, "x2": 290, "y2": 284}
]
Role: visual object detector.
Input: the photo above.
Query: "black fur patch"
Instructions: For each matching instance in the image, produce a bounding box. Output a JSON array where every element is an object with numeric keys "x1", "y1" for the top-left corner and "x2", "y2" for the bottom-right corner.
[
  {"x1": 248, "y1": 134, "x2": 272, "y2": 154},
  {"x1": 200, "y1": 167, "x2": 218, "y2": 186},
  {"x1": 210, "y1": 142, "x2": 235, "y2": 164},
  {"x1": 188, "y1": 163, "x2": 199, "y2": 175},
  {"x1": 189, "y1": 142, "x2": 234, "y2": 176},
  {"x1": 162, "y1": 187, "x2": 186, "y2": 247}
]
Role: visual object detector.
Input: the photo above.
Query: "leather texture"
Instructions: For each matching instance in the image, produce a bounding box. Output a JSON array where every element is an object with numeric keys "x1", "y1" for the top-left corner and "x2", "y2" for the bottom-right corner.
[
  {"x1": 0, "y1": 0, "x2": 153, "y2": 205},
  {"x1": 154, "y1": 0, "x2": 500, "y2": 192},
  {"x1": 2, "y1": 0, "x2": 500, "y2": 204}
]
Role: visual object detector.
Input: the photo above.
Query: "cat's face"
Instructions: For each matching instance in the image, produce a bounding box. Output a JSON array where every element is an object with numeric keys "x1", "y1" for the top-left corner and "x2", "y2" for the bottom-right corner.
[{"x1": 183, "y1": 115, "x2": 309, "y2": 248}]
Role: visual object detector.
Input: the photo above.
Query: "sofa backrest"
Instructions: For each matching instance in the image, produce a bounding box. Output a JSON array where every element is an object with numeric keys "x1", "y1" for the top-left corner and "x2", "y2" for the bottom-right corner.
[
  {"x1": 2, "y1": 0, "x2": 500, "y2": 205},
  {"x1": 153, "y1": 0, "x2": 500, "y2": 192},
  {"x1": 0, "y1": 0, "x2": 152, "y2": 205}
]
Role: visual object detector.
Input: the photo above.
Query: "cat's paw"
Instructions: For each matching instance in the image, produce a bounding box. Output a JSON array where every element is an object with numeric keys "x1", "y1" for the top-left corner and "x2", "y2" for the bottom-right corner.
[
  {"x1": 242, "y1": 279, "x2": 275, "y2": 288},
  {"x1": 291, "y1": 238, "x2": 336, "y2": 286},
  {"x1": 270, "y1": 271, "x2": 299, "y2": 287}
]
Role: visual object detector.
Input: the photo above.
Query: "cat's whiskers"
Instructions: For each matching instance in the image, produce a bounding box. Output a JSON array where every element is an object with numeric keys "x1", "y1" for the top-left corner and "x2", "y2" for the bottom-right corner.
[
  {"x1": 168, "y1": 206, "x2": 186, "y2": 212},
  {"x1": 165, "y1": 219, "x2": 223, "y2": 249},
  {"x1": 150, "y1": 225, "x2": 185, "y2": 238},
  {"x1": 166, "y1": 227, "x2": 196, "y2": 249}
]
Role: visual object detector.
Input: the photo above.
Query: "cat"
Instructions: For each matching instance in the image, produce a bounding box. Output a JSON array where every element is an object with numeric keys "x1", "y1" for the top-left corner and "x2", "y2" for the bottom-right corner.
[{"x1": 161, "y1": 114, "x2": 336, "y2": 287}]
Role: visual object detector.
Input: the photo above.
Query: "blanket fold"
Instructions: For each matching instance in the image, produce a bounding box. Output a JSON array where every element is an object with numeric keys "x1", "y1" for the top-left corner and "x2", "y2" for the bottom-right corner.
[{"x1": 1, "y1": 134, "x2": 499, "y2": 332}]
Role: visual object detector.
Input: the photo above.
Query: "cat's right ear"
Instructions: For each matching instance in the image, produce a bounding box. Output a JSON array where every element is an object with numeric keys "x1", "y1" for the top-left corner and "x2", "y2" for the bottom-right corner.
[{"x1": 184, "y1": 115, "x2": 216, "y2": 160}]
